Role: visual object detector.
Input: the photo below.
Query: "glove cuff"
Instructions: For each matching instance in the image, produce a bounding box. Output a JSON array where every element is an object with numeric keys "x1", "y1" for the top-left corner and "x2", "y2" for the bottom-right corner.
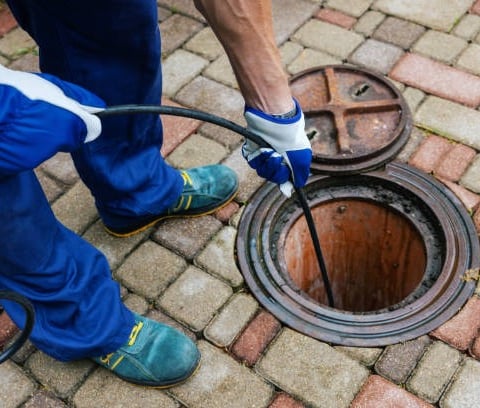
[{"x1": 244, "y1": 98, "x2": 301, "y2": 125}]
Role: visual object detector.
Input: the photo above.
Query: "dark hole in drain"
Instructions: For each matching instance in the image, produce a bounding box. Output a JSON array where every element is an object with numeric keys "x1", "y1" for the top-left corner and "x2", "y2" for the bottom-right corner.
[{"x1": 283, "y1": 198, "x2": 427, "y2": 312}]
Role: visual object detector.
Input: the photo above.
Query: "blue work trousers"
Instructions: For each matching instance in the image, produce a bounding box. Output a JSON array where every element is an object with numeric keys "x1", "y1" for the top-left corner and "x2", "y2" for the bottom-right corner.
[{"x1": 0, "y1": 0, "x2": 182, "y2": 360}]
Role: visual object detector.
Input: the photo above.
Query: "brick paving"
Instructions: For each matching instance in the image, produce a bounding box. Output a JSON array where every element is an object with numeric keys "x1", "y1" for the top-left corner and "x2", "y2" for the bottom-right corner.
[{"x1": 3, "y1": 1, "x2": 480, "y2": 407}]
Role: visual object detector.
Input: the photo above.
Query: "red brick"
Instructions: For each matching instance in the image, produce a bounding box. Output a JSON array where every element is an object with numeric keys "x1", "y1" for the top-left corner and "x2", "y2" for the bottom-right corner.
[
  {"x1": 160, "y1": 98, "x2": 201, "y2": 157},
  {"x1": 0, "y1": 311, "x2": 18, "y2": 348},
  {"x1": 473, "y1": 208, "x2": 480, "y2": 233},
  {"x1": 408, "y1": 134, "x2": 452, "y2": 173},
  {"x1": 472, "y1": 0, "x2": 480, "y2": 15},
  {"x1": 431, "y1": 296, "x2": 480, "y2": 351},
  {"x1": 437, "y1": 177, "x2": 480, "y2": 213},
  {"x1": 269, "y1": 393, "x2": 305, "y2": 408},
  {"x1": 0, "y1": 6, "x2": 17, "y2": 37},
  {"x1": 214, "y1": 201, "x2": 239, "y2": 223},
  {"x1": 230, "y1": 310, "x2": 281, "y2": 366},
  {"x1": 314, "y1": 8, "x2": 356, "y2": 29},
  {"x1": 470, "y1": 334, "x2": 480, "y2": 360},
  {"x1": 351, "y1": 375, "x2": 435, "y2": 408},
  {"x1": 434, "y1": 144, "x2": 477, "y2": 182},
  {"x1": 390, "y1": 53, "x2": 480, "y2": 108}
]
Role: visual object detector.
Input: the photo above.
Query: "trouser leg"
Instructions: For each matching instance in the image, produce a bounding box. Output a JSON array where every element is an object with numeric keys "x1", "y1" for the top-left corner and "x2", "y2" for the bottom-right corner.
[{"x1": 0, "y1": 172, "x2": 133, "y2": 361}]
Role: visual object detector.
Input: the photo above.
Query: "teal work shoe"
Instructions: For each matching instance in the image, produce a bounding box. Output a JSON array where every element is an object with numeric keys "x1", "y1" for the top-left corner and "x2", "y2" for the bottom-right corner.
[
  {"x1": 103, "y1": 164, "x2": 238, "y2": 237},
  {"x1": 92, "y1": 314, "x2": 200, "y2": 388}
]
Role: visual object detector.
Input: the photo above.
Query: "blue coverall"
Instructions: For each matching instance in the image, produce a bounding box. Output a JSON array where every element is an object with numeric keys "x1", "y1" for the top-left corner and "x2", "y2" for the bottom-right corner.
[{"x1": 0, "y1": 0, "x2": 182, "y2": 361}]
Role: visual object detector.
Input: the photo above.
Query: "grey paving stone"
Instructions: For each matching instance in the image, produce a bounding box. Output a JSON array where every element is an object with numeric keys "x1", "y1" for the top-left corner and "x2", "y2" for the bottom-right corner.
[
  {"x1": 326, "y1": 0, "x2": 374, "y2": 17},
  {"x1": 152, "y1": 215, "x2": 223, "y2": 260},
  {"x1": 115, "y1": 241, "x2": 187, "y2": 300},
  {"x1": 158, "y1": 266, "x2": 233, "y2": 331},
  {"x1": 457, "y1": 43, "x2": 480, "y2": 76},
  {"x1": 184, "y1": 27, "x2": 224, "y2": 61},
  {"x1": 407, "y1": 341, "x2": 463, "y2": 403},
  {"x1": 0, "y1": 27, "x2": 36, "y2": 57},
  {"x1": 374, "y1": 335, "x2": 431, "y2": 384},
  {"x1": 195, "y1": 226, "x2": 243, "y2": 287},
  {"x1": 396, "y1": 126, "x2": 427, "y2": 163},
  {"x1": 203, "y1": 54, "x2": 238, "y2": 89},
  {"x1": 453, "y1": 13, "x2": 480, "y2": 40},
  {"x1": 292, "y1": 20, "x2": 364, "y2": 59},
  {"x1": 0, "y1": 361, "x2": 36, "y2": 408},
  {"x1": 412, "y1": 30, "x2": 468, "y2": 64},
  {"x1": 373, "y1": 17, "x2": 426, "y2": 49},
  {"x1": 166, "y1": 133, "x2": 229, "y2": 168},
  {"x1": 204, "y1": 292, "x2": 259, "y2": 347},
  {"x1": 280, "y1": 41, "x2": 304, "y2": 67},
  {"x1": 257, "y1": 329, "x2": 369, "y2": 408},
  {"x1": 40, "y1": 152, "x2": 79, "y2": 185},
  {"x1": 335, "y1": 346, "x2": 383, "y2": 367},
  {"x1": 403, "y1": 86, "x2": 426, "y2": 114},
  {"x1": 157, "y1": 6, "x2": 172, "y2": 22},
  {"x1": 460, "y1": 154, "x2": 480, "y2": 194},
  {"x1": 73, "y1": 368, "x2": 179, "y2": 408},
  {"x1": 440, "y1": 358, "x2": 480, "y2": 408},
  {"x1": 160, "y1": 14, "x2": 204, "y2": 56},
  {"x1": 170, "y1": 341, "x2": 273, "y2": 408},
  {"x1": 272, "y1": 0, "x2": 319, "y2": 44},
  {"x1": 287, "y1": 48, "x2": 342, "y2": 75},
  {"x1": 162, "y1": 49, "x2": 209, "y2": 97},
  {"x1": 8, "y1": 51, "x2": 39, "y2": 72},
  {"x1": 415, "y1": 96, "x2": 480, "y2": 151},
  {"x1": 355, "y1": 10, "x2": 386, "y2": 36},
  {"x1": 229, "y1": 205, "x2": 244, "y2": 229},
  {"x1": 24, "y1": 390, "x2": 67, "y2": 408},
  {"x1": 349, "y1": 38, "x2": 404, "y2": 74},
  {"x1": 373, "y1": 0, "x2": 473, "y2": 31},
  {"x1": 52, "y1": 181, "x2": 98, "y2": 235},
  {"x1": 10, "y1": 340, "x2": 36, "y2": 364},
  {"x1": 35, "y1": 169, "x2": 64, "y2": 203},
  {"x1": 122, "y1": 292, "x2": 149, "y2": 315},
  {"x1": 82, "y1": 220, "x2": 148, "y2": 270},
  {"x1": 25, "y1": 351, "x2": 94, "y2": 399},
  {"x1": 158, "y1": 0, "x2": 205, "y2": 21}
]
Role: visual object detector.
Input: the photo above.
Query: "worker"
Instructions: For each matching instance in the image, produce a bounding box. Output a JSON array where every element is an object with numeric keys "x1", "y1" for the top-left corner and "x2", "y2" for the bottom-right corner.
[{"x1": 0, "y1": 0, "x2": 312, "y2": 387}]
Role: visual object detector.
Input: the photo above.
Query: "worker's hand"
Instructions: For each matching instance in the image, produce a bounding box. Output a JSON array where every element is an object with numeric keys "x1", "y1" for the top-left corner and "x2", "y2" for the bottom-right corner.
[
  {"x1": 0, "y1": 65, "x2": 105, "y2": 175},
  {"x1": 242, "y1": 99, "x2": 312, "y2": 197}
]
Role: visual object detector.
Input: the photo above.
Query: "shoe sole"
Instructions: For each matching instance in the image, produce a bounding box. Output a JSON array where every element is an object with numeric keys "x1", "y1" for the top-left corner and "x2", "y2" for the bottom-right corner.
[{"x1": 103, "y1": 190, "x2": 238, "y2": 238}]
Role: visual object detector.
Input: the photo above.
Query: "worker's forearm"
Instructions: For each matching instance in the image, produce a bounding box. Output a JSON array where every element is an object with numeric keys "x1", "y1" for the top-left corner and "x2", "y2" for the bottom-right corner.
[{"x1": 194, "y1": 0, "x2": 294, "y2": 114}]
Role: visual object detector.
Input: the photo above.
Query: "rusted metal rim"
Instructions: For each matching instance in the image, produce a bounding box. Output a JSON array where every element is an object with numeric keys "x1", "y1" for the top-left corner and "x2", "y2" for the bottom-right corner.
[
  {"x1": 236, "y1": 162, "x2": 479, "y2": 346},
  {"x1": 290, "y1": 65, "x2": 412, "y2": 175}
]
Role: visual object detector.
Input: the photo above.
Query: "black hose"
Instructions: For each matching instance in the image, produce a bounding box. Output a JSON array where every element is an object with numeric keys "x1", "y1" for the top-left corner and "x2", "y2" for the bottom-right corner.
[
  {"x1": 0, "y1": 291, "x2": 35, "y2": 364},
  {"x1": 97, "y1": 104, "x2": 335, "y2": 307}
]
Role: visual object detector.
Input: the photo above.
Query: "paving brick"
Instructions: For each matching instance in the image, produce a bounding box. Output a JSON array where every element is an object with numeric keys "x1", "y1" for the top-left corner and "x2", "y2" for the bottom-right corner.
[
  {"x1": 204, "y1": 292, "x2": 258, "y2": 347},
  {"x1": 52, "y1": 181, "x2": 97, "y2": 235},
  {"x1": 39, "y1": 152, "x2": 79, "y2": 185},
  {"x1": 73, "y1": 369, "x2": 178, "y2": 408},
  {"x1": 408, "y1": 134, "x2": 453, "y2": 174},
  {"x1": 195, "y1": 226, "x2": 243, "y2": 287},
  {"x1": 157, "y1": 6, "x2": 172, "y2": 22},
  {"x1": 214, "y1": 200, "x2": 240, "y2": 223},
  {"x1": 158, "y1": 0, "x2": 205, "y2": 21},
  {"x1": 24, "y1": 390, "x2": 67, "y2": 408},
  {"x1": 287, "y1": 48, "x2": 342, "y2": 75},
  {"x1": 122, "y1": 293, "x2": 149, "y2": 315},
  {"x1": 269, "y1": 393, "x2": 305, "y2": 408},
  {"x1": 373, "y1": 17, "x2": 426, "y2": 49},
  {"x1": 415, "y1": 97, "x2": 480, "y2": 150},
  {"x1": 292, "y1": 20, "x2": 364, "y2": 59},
  {"x1": 473, "y1": 207, "x2": 480, "y2": 233},
  {"x1": 166, "y1": 133, "x2": 229, "y2": 168},
  {"x1": 440, "y1": 358, "x2": 480, "y2": 408},
  {"x1": 230, "y1": 311, "x2": 281, "y2": 366},
  {"x1": 403, "y1": 87, "x2": 426, "y2": 113},
  {"x1": 437, "y1": 178, "x2": 480, "y2": 213},
  {"x1": 7, "y1": 52, "x2": 39, "y2": 72},
  {"x1": 160, "y1": 98, "x2": 201, "y2": 157},
  {"x1": 0, "y1": 311, "x2": 17, "y2": 349},
  {"x1": 146, "y1": 308, "x2": 196, "y2": 342},
  {"x1": 0, "y1": 6, "x2": 17, "y2": 37},
  {"x1": 203, "y1": 54, "x2": 238, "y2": 89},
  {"x1": 159, "y1": 14, "x2": 203, "y2": 56},
  {"x1": 272, "y1": 0, "x2": 319, "y2": 44},
  {"x1": 115, "y1": 241, "x2": 187, "y2": 300},
  {"x1": 354, "y1": 10, "x2": 386, "y2": 36},
  {"x1": 374, "y1": 336, "x2": 432, "y2": 384},
  {"x1": 152, "y1": 215, "x2": 222, "y2": 260},
  {"x1": 257, "y1": 329, "x2": 369, "y2": 408},
  {"x1": 469, "y1": 334, "x2": 480, "y2": 359},
  {"x1": 159, "y1": 266, "x2": 233, "y2": 331},
  {"x1": 351, "y1": 375, "x2": 434, "y2": 408},
  {"x1": 461, "y1": 155, "x2": 480, "y2": 193},
  {"x1": 315, "y1": 8, "x2": 357, "y2": 29},
  {"x1": 170, "y1": 341, "x2": 274, "y2": 408},
  {"x1": 0, "y1": 27, "x2": 35, "y2": 57},
  {"x1": 457, "y1": 43, "x2": 480, "y2": 76},
  {"x1": 349, "y1": 38, "x2": 404, "y2": 74},
  {"x1": 434, "y1": 143, "x2": 477, "y2": 182},
  {"x1": 162, "y1": 49, "x2": 209, "y2": 97},
  {"x1": 412, "y1": 30, "x2": 468, "y2": 64},
  {"x1": 184, "y1": 27, "x2": 224, "y2": 61},
  {"x1": 0, "y1": 361, "x2": 36, "y2": 408},
  {"x1": 395, "y1": 127, "x2": 427, "y2": 163},
  {"x1": 279, "y1": 41, "x2": 303, "y2": 67},
  {"x1": 472, "y1": 0, "x2": 480, "y2": 15},
  {"x1": 391, "y1": 54, "x2": 480, "y2": 108},
  {"x1": 453, "y1": 13, "x2": 480, "y2": 40},
  {"x1": 374, "y1": 0, "x2": 473, "y2": 31},
  {"x1": 407, "y1": 341, "x2": 463, "y2": 403},
  {"x1": 431, "y1": 296, "x2": 480, "y2": 351},
  {"x1": 335, "y1": 346, "x2": 383, "y2": 367},
  {"x1": 326, "y1": 0, "x2": 373, "y2": 17},
  {"x1": 25, "y1": 351, "x2": 94, "y2": 399}
]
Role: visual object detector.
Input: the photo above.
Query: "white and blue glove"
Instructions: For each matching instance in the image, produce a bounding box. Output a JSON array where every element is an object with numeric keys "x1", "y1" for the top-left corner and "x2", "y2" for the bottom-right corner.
[
  {"x1": 242, "y1": 99, "x2": 312, "y2": 197},
  {"x1": 0, "y1": 65, "x2": 105, "y2": 176}
]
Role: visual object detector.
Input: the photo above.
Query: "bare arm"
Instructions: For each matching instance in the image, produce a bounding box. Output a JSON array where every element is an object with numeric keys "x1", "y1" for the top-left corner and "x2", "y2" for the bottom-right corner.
[{"x1": 193, "y1": 0, "x2": 294, "y2": 115}]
